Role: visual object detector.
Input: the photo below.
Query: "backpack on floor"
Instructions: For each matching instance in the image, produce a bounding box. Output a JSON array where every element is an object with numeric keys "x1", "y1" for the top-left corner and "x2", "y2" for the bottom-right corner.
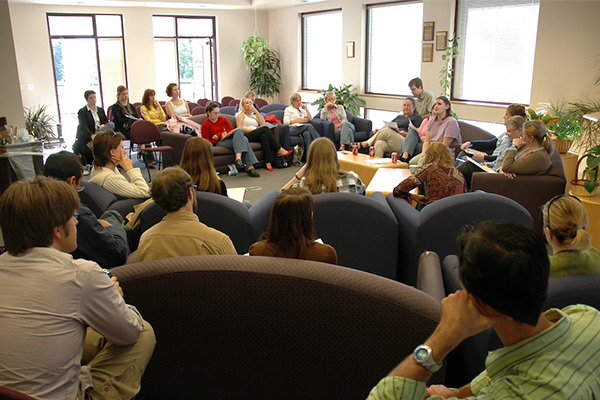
[
  {"x1": 273, "y1": 152, "x2": 293, "y2": 168},
  {"x1": 292, "y1": 144, "x2": 304, "y2": 166}
]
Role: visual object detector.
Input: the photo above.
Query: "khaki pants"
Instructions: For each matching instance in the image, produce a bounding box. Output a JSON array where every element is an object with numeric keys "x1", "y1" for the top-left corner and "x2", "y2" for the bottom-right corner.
[
  {"x1": 79, "y1": 321, "x2": 156, "y2": 400},
  {"x1": 367, "y1": 127, "x2": 405, "y2": 158}
]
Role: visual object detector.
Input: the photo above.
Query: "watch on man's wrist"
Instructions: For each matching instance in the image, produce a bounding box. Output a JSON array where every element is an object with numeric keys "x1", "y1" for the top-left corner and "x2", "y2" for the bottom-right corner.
[{"x1": 413, "y1": 344, "x2": 442, "y2": 372}]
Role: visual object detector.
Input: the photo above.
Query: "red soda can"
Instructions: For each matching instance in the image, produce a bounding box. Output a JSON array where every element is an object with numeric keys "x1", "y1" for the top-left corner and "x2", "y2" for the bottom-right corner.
[
  {"x1": 391, "y1": 152, "x2": 398, "y2": 163},
  {"x1": 369, "y1": 146, "x2": 375, "y2": 157},
  {"x1": 352, "y1": 144, "x2": 358, "y2": 155}
]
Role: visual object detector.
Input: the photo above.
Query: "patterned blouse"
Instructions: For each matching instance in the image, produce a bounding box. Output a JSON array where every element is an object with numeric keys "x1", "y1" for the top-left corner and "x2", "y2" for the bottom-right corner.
[
  {"x1": 393, "y1": 162, "x2": 466, "y2": 205},
  {"x1": 294, "y1": 171, "x2": 366, "y2": 195}
]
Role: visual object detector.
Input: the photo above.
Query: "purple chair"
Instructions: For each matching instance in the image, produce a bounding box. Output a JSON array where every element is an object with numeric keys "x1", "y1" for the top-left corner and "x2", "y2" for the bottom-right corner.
[
  {"x1": 191, "y1": 106, "x2": 205, "y2": 116},
  {"x1": 229, "y1": 99, "x2": 240, "y2": 107},
  {"x1": 255, "y1": 98, "x2": 268, "y2": 108},
  {"x1": 130, "y1": 120, "x2": 174, "y2": 181},
  {"x1": 221, "y1": 96, "x2": 235, "y2": 107}
]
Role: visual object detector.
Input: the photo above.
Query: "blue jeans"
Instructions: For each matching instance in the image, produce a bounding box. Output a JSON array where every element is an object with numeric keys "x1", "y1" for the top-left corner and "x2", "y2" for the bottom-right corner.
[
  {"x1": 216, "y1": 128, "x2": 258, "y2": 166},
  {"x1": 400, "y1": 128, "x2": 423, "y2": 157},
  {"x1": 290, "y1": 124, "x2": 320, "y2": 161},
  {"x1": 334, "y1": 121, "x2": 356, "y2": 146}
]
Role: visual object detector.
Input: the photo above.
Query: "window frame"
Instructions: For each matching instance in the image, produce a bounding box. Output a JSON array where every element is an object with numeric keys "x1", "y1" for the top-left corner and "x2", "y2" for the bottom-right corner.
[{"x1": 301, "y1": 8, "x2": 343, "y2": 91}]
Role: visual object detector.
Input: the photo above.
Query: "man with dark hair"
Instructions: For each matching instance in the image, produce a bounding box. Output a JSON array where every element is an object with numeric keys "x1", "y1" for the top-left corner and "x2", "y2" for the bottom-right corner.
[
  {"x1": 137, "y1": 167, "x2": 236, "y2": 261},
  {"x1": 44, "y1": 150, "x2": 129, "y2": 268},
  {"x1": 73, "y1": 89, "x2": 115, "y2": 165},
  {"x1": 368, "y1": 220, "x2": 600, "y2": 399},
  {"x1": 409, "y1": 77, "x2": 435, "y2": 118},
  {"x1": 0, "y1": 177, "x2": 155, "y2": 400}
]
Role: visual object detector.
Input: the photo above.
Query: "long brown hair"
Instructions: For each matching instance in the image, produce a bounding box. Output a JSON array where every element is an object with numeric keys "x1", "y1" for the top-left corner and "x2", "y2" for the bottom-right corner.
[
  {"x1": 264, "y1": 187, "x2": 315, "y2": 258},
  {"x1": 303, "y1": 137, "x2": 347, "y2": 194},
  {"x1": 92, "y1": 130, "x2": 123, "y2": 168},
  {"x1": 142, "y1": 88, "x2": 157, "y2": 109},
  {"x1": 180, "y1": 137, "x2": 222, "y2": 194}
]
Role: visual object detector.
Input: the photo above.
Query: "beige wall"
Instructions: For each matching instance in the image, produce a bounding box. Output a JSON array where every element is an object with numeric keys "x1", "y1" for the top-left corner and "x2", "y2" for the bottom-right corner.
[
  {"x1": 8, "y1": 2, "x2": 267, "y2": 123},
  {"x1": 1, "y1": 0, "x2": 25, "y2": 128}
]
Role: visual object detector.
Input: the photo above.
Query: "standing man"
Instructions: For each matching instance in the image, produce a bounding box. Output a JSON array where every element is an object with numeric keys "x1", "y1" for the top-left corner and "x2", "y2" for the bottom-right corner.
[
  {"x1": 44, "y1": 150, "x2": 129, "y2": 268},
  {"x1": 359, "y1": 97, "x2": 423, "y2": 157},
  {"x1": 0, "y1": 177, "x2": 155, "y2": 400},
  {"x1": 73, "y1": 90, "x2": 115, "y2": 166},
  {"x1": 409, "y1": 77, "x2": 436, "y2": 118},
  {"x1": 137, "y1": 167, "x2": 237, "y2": 261},
  {"x1": 368, "y1": 220, "x2": 600, "y2": 399},
  {"x1": 284, "y1": 93, "x2": 321, "y2": 162}
]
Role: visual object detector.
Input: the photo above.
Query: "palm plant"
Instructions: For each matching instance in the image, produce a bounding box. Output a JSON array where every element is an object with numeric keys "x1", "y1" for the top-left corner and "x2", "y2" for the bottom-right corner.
[{"x1": 24, "y1": 105, "x2": 56, "y2": 141}]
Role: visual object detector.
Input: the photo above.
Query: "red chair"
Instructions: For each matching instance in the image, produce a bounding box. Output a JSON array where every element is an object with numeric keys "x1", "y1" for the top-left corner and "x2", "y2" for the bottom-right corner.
[
  {"x1": 0, "y1": 386, "x2": 38, "y2": 400},
  {"x1": 255, "y1": 98, "x2": 268, "y2": 108},
  {"x1": 130, "y1": 120, "x2": 174, "y2": 181},
  {"x1": 159, "y1": 100, "x2": 166, "y2": 106},
  {"x1": 197, "y1": 98, "x2": 210, "y2": 106},
  {"x1": 106, "y1": 105, "x2": 113, "y2": 121},
  {"x1": 135, "y1": 104, "x2": 142, "y2": 118},
  {"x1": 229, "y1": 99, "x2": 240, "y2": 107},
  {"x1": 221, "y1": 96, "x2": 234, "y2": 107},
  {"x1": 191, "y1": 106, "x2": 205, "y2": 116},
  {"x1": 187, "y1": 101, "x2": 199, "y2": 112}
]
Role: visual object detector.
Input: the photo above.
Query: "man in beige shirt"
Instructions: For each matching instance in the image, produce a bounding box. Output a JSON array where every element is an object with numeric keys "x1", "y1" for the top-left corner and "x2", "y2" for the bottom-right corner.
[{"x1": 137, "y1": 167, "x2": 237, "y2": 261}]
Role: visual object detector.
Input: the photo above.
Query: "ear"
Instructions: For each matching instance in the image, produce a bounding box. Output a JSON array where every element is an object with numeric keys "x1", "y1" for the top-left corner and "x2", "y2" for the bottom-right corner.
[
  {"x1": 544, "y1": 226, "x2": 553, "y2": 240},
  {"x1": 469, "y1": 293, "x2": 498, "y2": 317}
]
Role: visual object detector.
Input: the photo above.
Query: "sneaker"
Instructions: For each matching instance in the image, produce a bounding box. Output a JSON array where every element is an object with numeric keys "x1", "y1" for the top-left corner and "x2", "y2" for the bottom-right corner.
[{"x1": 246, "y1": 168, "x2": 260, "y2": 178}]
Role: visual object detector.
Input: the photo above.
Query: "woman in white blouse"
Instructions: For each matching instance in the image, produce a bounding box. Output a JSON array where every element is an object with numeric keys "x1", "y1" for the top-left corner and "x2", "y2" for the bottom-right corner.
[
  {"x1": 236, "y1": 97, "x2": 292, "y2": 171},
  {"x1": 89, "y1": 130, "x2": 150, "y2": 199},
  {"x1": 165, "y1": 83, "x2": 191, "y2": 118}
]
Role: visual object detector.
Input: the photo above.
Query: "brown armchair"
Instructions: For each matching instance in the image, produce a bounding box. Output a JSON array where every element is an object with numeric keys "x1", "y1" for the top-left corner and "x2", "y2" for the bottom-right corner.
[{"x1": 471, "y1": 146, "x2": 566, "y2": 235}]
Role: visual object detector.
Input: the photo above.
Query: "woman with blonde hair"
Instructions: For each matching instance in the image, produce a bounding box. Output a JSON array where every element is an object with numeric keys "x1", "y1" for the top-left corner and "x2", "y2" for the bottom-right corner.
[
  {"x1": 497, "y1": 119, "x2": 553, "y2": 179},
  {"x1": 249, "y1": 187, "x2": 338, "y2": 264},
  {"x1": 542, "y1": 194, "x2": 600, "y2": 278},
  {"x1": 282, "y1": 137, "x2": 365, "y2": 195},
  {"x1": 393, "y1": 142, "x2": 465, "y2": 208},
  {"x1": 180, "y1": 137, "x2": 227, "y2": 196}
]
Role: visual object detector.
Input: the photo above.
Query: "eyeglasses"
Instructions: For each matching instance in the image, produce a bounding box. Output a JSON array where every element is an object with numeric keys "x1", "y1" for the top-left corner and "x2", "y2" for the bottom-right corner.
[
  {"x1": 544, "y1": 194, "x2": 581, "y2": 231},
  {"x1": 73, "y1": 211, "x2": 80, "y2": 219}
]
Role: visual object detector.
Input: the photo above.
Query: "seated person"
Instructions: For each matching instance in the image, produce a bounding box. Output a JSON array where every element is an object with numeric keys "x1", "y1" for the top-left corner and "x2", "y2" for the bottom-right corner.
[
  {"x1": 234, "y1": 90, "x2": 259, "y2": 113},
  {"x1": 44, "y1": 151, "x2": 129, "y2": 268},
  {"x1": 282, "y1": 137, "x2": 365, "y2": 195},
  {"x1": 237, "y1": 97, "x2": 291, "y2": 171},
  {"x1": 283, "y1": 93, "x2": 321, "y2": 162},
  {"x1": 393, "y1": 142, "x2": 466, "y2": 208},
  {"x1": 137, "y1": 167, "x2": 237, "y2": 262},
  {"x1": 409, "y1": 77, "x2": 436, "y2": 118},
  {"x1": 457, "y1": 115, "x2": 525, "y2": 188},
  {"x1": 359, "y1": 97, "x2": 423, "y2": 157},
  {"x1": 496, "y1": 119, "x2": 553, "y2": 179},
  {"x1": 367, "y1": 220, "x2": 600, "y2": 399},
  {"x1": 180, "y1": 137, "x2": 228, "y2": 196},
  {"x1": 111, "y1": 85, "x2": 138, "y2": 140},
  {"x1": 249, "y1": 187, "x2": 338, "y2": 264},
  {"x1": 140, "y1": 88, "x2": 167, "y2": 129},
  {"x1": 319, "y1": 91, "x2": 356, "y2": 151},
  {"x1": 165, "y1": 82, "x2": 192, "y2": 118},
  {"x1": 0, "y1": 176, "x2": 155, "y2": 400},
  {"x1": 73, "y1": 90, "x2": 115, "y2": 165},
  {"x1": 401, "y1": 96, "x2": 461, "y2": 164},
  {"x1": 457, "y1": 104, "x2": 527, "y2": 161},
  {"x1": 201, "y1": 102, "x2": 260, "y2": 177},
  {"x1": 89, "y1": 130, "x2": 151, "y2": 199},
  {"x1": 543, "y1": 194, "x2": 600, "y2": 278}
]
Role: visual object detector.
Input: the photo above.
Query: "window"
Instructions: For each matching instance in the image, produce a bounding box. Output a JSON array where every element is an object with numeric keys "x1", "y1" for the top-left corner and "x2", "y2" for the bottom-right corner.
[
  {"x1": 365, "y1": 109, "x2": 400, "y2": 131},
  {"x1": 454, "y1": 0, "x2": 540, "y2": 104},
  {"x1": 366, "y1": 2, "x2": 423, "y2": 96},
  {"x1": 152, "y1": 16, "x2": 217, "y2": 102},
  {"x1": 48, "y1": 13, "x2": 126, "y2": 148},
  {"x1": 302, "y1": 10, "x2": 342, "y2": 91}
]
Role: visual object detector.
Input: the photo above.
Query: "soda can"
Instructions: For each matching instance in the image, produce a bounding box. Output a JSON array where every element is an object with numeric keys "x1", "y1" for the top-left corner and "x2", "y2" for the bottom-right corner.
[
  {"x1": 391, "y1": 152, "x2": 398, "y2": 163},
  {"x1": 369, "y1": 146, "x2": 375, "y2": 157},
  {"x1": 352, "y1": 144, "x2": 358, "y2": 155}
]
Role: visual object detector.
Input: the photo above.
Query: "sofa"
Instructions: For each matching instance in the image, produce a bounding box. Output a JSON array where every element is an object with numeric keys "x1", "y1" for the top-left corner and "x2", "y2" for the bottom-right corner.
[
  {"x1": 259, "y1": 103, "x2": 328, "y2": 151},
  {"x1": 314, "y1": 110, "x2": 373, "y2": 149},
  {"x1": 111, "y1": 254, "x2": 443, "y2": 399},
  {"x1": 78, "y1": 180, "x2": 146, "y2": 219},
  {"x1": 386, "y1": 191, "x2": 533, "y2": 286}
]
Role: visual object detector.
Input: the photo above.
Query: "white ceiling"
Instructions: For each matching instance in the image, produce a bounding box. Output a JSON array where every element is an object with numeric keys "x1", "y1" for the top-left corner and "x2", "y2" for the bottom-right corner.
[{"x1": 8, "y1": 0, "x2": 330, "y2": 10}]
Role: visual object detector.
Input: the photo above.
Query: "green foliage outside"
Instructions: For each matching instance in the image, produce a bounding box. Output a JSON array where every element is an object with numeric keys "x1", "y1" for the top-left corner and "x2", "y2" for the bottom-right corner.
[{"x1": 179, "y1": 39, "x2": 194, "y2": 80}]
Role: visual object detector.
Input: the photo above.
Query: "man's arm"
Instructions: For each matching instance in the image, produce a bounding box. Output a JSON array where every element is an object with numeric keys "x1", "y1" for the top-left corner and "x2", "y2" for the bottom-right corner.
[{"x1": 75, "y1": 206, "x2": 128, "y2": 268}]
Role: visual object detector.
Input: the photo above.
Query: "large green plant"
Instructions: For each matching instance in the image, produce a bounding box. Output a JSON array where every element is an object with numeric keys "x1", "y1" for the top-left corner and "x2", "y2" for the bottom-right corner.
[
  {"x1": 312, "y1": 84, "x2": 366, "y2": 116},
  {"x1": 582, "y1": 144, "x2": 600, "y2": 193},
  {"x1": 439, "y1": 36, "x2": 459, "y2": 98},
  {"x1": 24, "y1": 105, "x2": 56, "y2": 141},
  {"x1": 241, "y1": 35, "x2": 281, "y2": 98},
  {"x1": 527, "y1": 101, "x2": 582, "y2": 141}
]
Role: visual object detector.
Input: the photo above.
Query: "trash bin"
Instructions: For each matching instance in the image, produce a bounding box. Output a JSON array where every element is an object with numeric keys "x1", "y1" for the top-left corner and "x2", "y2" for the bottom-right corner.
[{"x1": 0, "y1": 141, "x2": 44, "y2": 195}]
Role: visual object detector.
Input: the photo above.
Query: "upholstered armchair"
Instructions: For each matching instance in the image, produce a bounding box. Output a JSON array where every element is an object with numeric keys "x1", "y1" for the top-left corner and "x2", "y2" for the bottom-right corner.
[{"x1": 314, "y1": 110, "x2": 373, "y2": 149}]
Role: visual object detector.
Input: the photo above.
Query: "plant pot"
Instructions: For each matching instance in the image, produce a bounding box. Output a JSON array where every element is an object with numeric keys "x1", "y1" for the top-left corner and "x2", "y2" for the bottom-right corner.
[{"x1": 554, "y1": 139, "x2": 573, "y2": 154}]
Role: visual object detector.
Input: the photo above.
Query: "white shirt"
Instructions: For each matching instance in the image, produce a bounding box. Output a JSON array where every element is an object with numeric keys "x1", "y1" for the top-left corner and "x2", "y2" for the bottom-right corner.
[{"x1": 283, "y1": 106, "x2": 308, "y2": 127}]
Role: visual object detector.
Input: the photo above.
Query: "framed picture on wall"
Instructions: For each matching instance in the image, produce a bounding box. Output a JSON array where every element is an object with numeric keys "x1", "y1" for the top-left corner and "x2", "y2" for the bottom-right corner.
[
  {"x1": 422, "y1": 43, "x2": 434, "y2": 62},
  {"x1": 436, "y1": 31, "x2": 448, "y2": 51},
  {"x1": 346, "y1": 41, "x2": 355, "y2": 58},
  {"x1": 423, "y1": 21, "x2": 435, "y2": 41}
]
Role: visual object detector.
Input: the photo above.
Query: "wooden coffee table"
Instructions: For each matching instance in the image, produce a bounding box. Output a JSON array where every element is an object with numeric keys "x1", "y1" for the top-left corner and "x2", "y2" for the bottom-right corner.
[
  {"x1": 366, "y1": 167, "x2": 413, "y2": 197},
  {"x1": 337, "y1": 151, "x2": 407, "y2": 186}
]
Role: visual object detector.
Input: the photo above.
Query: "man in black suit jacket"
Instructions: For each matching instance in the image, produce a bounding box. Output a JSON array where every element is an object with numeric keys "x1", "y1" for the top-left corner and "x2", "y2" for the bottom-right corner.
[{"x1": 73, "y1": 90, "x2": 115, "y2": 165}]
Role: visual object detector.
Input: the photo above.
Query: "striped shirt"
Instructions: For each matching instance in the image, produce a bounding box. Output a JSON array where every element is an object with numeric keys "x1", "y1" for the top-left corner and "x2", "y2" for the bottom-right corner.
[
  {"x1": 141, "y1": 104, "x2": 166, "y2": 126},
  {"x1": 367, "y1": 305, "x2": 600, "y2": 399}
]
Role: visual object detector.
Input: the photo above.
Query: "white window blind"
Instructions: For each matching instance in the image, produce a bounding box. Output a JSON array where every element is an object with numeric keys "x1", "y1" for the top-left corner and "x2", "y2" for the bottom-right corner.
[
  {"x1": 302, "y1": 10, "x2": 342, "y2": 90},
  {"x1": 366, "y1": 1, "x2": 423, "y2": 96},
  {"x1": 454, "y1": 0, "x2": 540, "y2": 104}
]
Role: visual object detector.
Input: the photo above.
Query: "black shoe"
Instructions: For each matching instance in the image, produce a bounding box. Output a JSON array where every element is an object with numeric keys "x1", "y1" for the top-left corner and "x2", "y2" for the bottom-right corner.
[
  {"x1": 247, "y1": 168, "x2": 260, "y2": 178},
  {"x1": 399, "y1": 156, "x2": 410, "y2": 163},
  {"x1": 235, "y1": 159, "x2": 245, "y2": 171}
]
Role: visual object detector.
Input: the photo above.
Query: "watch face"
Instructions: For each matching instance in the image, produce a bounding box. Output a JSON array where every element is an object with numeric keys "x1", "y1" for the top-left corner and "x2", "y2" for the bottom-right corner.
[{"x1": 415, "y1": 347, "x2": 429, "y2": 362}]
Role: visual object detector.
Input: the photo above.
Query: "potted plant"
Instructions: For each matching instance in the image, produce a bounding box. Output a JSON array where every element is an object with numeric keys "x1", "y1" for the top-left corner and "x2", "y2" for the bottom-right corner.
[
  {"x1": 312, "y1": 84, "x2": 366, "y2": 116},
  {"x1": 240, "y1": 35, "x2": 281, "y2": 99},
  {"x1": 439, "y1": 36, "x2": 459, "y2": 98},
  {"x1": 24, "y1": 105, "x2": 56, "y2": 142},
  {"x1": 578, "y1": 145, "x2": 600, "y2": 195},
  {"x1": 527, "y1": 102, "x2": 581, "y2": 154}
]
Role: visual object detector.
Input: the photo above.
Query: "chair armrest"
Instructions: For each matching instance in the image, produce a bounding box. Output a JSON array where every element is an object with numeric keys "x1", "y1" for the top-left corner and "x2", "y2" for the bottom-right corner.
[
  {"x1": 160, "y1": 131, "x2": 192, "y2": 165},
  {"x1": 441, "y1": 255, "x2": 461, "y2": 295},
  {"x1": 370, "y1": 191, "x2": 388, "y2": 206},
  {"x1": 351, "y1": 115, "x2": 372, "y2": 134},
  {"x1": 417, "y1": 251, "x2": 445, "y2": 303},
  {"x1": 309, "y1": 119, "x2": 327, "y2": 137},
  {"x1": 312, "y1": 118, "x2": 335, "y2": 140}
]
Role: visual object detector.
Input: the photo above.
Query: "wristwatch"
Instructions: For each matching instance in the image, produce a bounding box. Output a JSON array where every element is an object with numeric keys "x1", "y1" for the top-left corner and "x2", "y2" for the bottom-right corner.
[{"x1": 413, "y1": 344, "x2": 442, "y2": 372}]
